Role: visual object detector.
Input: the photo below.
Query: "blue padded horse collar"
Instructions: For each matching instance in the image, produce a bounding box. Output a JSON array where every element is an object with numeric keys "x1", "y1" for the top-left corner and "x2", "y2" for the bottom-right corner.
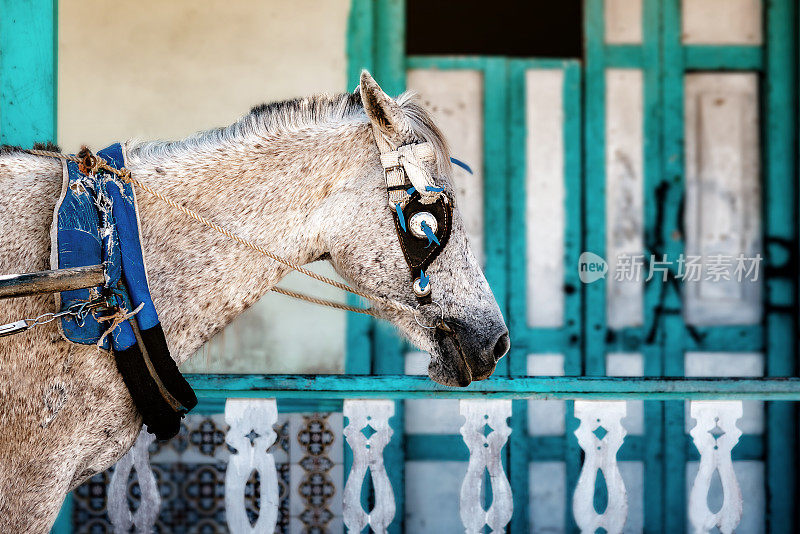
[{"x1": 52, "y1": 143, "x2": 196, "y2": 440}]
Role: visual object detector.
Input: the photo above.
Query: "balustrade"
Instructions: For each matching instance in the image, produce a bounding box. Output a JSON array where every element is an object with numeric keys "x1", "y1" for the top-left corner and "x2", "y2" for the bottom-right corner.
[{"x1": 98, "y1": 394, "x2": 751, "y2": 533}]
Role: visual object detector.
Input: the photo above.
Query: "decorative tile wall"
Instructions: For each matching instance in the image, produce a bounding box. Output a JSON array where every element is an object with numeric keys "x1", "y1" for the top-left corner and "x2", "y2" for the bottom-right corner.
[{"x1": 73, "y1": 412, "x2": 343, "y2": 533}]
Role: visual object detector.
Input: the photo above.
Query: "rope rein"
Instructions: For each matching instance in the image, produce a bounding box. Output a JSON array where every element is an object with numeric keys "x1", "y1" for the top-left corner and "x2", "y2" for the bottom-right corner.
[{"x1": 26, "y1": 148, "x2": 415, "y2": 318}]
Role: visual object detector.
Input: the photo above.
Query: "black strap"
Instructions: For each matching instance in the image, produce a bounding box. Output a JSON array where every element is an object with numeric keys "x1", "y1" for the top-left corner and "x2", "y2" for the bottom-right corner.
[{"x1": 113, "y1": 320, "x2": 197, "y2": 440}]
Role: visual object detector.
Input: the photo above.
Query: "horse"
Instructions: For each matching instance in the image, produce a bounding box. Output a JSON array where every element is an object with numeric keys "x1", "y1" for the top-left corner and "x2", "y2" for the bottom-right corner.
[{"x1": 0, "y1": 71, "x2": 509, "y2": 531}]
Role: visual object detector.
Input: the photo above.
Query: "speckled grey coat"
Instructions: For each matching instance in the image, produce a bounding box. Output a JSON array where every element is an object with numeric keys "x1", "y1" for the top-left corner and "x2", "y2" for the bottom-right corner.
[{"x1": 0, "y1": 72, "x2": 507, "y2": 531}]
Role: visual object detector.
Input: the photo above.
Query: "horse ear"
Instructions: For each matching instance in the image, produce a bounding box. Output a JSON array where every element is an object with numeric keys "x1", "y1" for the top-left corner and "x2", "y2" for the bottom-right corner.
[{"x1": 359, "y1": 70, "x2": 409, "y2": 139}]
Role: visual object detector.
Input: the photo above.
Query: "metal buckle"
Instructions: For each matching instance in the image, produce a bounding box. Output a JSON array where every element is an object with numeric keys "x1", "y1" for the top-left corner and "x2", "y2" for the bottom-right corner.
[{"x1": 0, "y1": 320, "x2": 30, "y2": 337}]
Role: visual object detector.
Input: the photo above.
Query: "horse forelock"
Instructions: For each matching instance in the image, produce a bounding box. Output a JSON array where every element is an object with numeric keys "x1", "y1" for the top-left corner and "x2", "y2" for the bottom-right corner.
[{"x1": 395, "y1": 91, "x2": 451, "y2": 178}]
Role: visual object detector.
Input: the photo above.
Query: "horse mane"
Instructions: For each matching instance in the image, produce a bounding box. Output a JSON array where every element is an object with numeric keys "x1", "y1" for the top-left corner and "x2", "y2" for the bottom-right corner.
[
  {"x1": 129, "y1": 90, "x2": 451, "y2": 175},
  {"x1": 0, "y1": 142, "x2": 61, "y2": 156}
]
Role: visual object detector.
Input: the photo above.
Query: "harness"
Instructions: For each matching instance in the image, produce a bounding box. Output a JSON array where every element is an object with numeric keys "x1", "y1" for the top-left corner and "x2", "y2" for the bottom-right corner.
[
  {"x1": 0, "y1": 131, "x2": 457, "y2": 439},
  {"x1": 53, "y1": 144, "x2": 197, "y2": 440}
]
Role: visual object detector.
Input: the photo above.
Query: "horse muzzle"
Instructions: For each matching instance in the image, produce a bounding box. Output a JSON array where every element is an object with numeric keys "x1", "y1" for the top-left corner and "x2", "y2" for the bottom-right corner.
[{"x1": 428, "y1": 319, "x2": 510, "y2": 386}]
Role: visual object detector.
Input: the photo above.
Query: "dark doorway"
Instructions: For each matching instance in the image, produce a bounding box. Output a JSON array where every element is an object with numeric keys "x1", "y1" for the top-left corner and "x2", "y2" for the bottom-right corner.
[{"x1": 406, "y1": 0, "x2": 583, "y2": 58}]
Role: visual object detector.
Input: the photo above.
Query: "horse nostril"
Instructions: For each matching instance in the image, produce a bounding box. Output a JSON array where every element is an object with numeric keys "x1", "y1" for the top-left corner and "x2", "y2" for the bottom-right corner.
[{"x1": 493, "y1": 331, "x2": 510, "y2": 362}]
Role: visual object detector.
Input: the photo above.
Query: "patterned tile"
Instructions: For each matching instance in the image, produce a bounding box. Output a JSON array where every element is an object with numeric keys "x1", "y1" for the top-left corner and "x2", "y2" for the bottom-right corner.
[
  {"x1": 73, "y1": 412, "x2": 340, "y2": 533},
  {"x1": 288, "y1": 413, "x2": 344, "y2": 532}
]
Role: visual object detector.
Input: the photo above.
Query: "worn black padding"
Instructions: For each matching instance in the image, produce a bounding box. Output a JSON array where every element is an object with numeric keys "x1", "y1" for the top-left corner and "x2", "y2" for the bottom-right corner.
[{"x1": 113, "y1": 323, "x2": 197, "y2": 441}]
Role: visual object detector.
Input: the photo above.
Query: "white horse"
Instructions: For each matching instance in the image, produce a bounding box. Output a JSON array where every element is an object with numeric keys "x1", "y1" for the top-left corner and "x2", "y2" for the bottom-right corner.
[{"x1": 0, "y1": 71, "x2": 508, "y2": 531}]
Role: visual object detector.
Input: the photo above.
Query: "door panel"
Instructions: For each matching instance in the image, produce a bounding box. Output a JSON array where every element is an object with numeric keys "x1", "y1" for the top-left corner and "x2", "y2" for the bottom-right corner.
[
  {"x1": 605, "y1": 68, "x2": 645, "y2": 328},
  {"x1": 683, "y1": 73, "x2": 762, "y2": 326},
  {"x1": 407, "y1": 69, "x2": 486, "y2": 265},
  {"x1": 525, "y1": 69, "x2": 567, "y2": 328},
  {"x1": 681, "y1": 0, "x2": 762, "y2": 45}
]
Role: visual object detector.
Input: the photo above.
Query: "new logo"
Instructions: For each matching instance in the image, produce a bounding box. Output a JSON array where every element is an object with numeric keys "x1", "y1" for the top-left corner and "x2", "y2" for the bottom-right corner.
[{"x1": 578, "y1": 252, "x2": 608, "y2": 283}]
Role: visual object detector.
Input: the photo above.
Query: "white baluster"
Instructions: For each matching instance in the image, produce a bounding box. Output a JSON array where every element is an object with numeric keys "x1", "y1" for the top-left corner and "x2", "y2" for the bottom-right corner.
[
  {"x1": 108, "y1": 429, "x2": 161, "y2": 533},
  {"x1": 342, "y1": 400, "x2": 395, "y2": 534},
  {"x1": 224, "y1": 399, "x2": 279, "y2": 533},
  {"x1": 459, "y1": 400, "x2": 513, "y2": 534},
  {"x1": 688, "y1": 401, "x2": 743, "y2": 534},
  {"x1": 572, "y1": 401, "x2": 628, "y2": 534}
]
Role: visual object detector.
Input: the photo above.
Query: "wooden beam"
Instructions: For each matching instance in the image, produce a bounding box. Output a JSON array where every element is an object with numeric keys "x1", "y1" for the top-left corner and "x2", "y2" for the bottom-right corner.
[{"x1": 0, "y1": 265, "x2": 104, "y2": 299}]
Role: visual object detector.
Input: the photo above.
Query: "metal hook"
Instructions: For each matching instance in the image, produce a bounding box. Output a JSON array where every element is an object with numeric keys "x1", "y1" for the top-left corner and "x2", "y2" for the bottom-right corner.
[{"x1": 414, "y1": 300, "x2": 444, "y2": 329}]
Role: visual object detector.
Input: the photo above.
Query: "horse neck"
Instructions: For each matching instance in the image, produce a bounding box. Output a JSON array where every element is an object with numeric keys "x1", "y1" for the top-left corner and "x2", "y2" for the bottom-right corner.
[{"x1": 124, "y1": 122, "x2": 375, "y2": 363}]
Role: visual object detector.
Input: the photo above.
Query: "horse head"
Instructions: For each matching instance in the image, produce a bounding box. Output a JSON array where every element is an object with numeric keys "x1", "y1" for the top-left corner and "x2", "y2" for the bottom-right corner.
[{"x1": 323, "y1": 71, "x2": 509, "y2": 386}]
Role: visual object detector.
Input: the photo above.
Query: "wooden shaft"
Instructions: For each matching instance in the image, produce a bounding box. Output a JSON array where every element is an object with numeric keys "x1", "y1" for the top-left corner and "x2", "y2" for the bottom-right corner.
[{"x1": 0, "y1": 265, "x2": 105, "y2": 299}]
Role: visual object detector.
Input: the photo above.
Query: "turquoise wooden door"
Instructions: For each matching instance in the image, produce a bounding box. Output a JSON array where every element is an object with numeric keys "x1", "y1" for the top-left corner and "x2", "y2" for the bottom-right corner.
[
  {"x1": 583, "y1": 1, "x2": 796, "y2": 532},
  {"x1": 346, "y1": 0, "x2": 797, "y2": 532},
  {"x1": 343, "y1": 50, "x2": 587, "y2": 529},
  {"x1": 400, "y1": 57, "x2": 583, "y2": 533}
]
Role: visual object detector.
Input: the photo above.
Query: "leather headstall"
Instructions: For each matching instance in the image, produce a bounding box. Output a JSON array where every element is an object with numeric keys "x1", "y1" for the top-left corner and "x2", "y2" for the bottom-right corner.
[{"x1": 374, "y1": 133, "x2": 454, "y2": 307}]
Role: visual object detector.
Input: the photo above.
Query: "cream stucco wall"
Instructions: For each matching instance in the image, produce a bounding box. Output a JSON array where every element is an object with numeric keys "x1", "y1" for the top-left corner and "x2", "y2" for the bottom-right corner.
[
  {"x1": 58, "y1": 0, "x2": 349, "y2": 150},
  {"x1": 58, "y1": 0, "x2": 351, "y2": 374}
]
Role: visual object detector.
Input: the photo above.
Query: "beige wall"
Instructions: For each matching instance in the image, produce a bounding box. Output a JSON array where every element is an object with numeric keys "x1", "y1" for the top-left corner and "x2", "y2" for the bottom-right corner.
[
  {"x1": 58, "y1": 0, "x2": 349, "y2": 150},
  {"x1": 58, "y1": 0, "x2": 351, "y2": 373}
]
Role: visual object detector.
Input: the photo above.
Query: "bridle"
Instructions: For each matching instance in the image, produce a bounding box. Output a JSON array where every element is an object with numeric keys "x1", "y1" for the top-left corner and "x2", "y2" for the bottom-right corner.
[
  {"x1": 371, "y1": 124, "x2": 454, "y2": 306},
  {"x1": 23, "y1": 130, "x2": 455, "y2": 331}
]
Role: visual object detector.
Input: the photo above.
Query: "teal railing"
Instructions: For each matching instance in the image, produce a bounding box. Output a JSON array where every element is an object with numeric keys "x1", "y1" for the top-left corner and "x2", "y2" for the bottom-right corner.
[{"x1": 186, "y1": 374, "x2": 800, "y2": 400}]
